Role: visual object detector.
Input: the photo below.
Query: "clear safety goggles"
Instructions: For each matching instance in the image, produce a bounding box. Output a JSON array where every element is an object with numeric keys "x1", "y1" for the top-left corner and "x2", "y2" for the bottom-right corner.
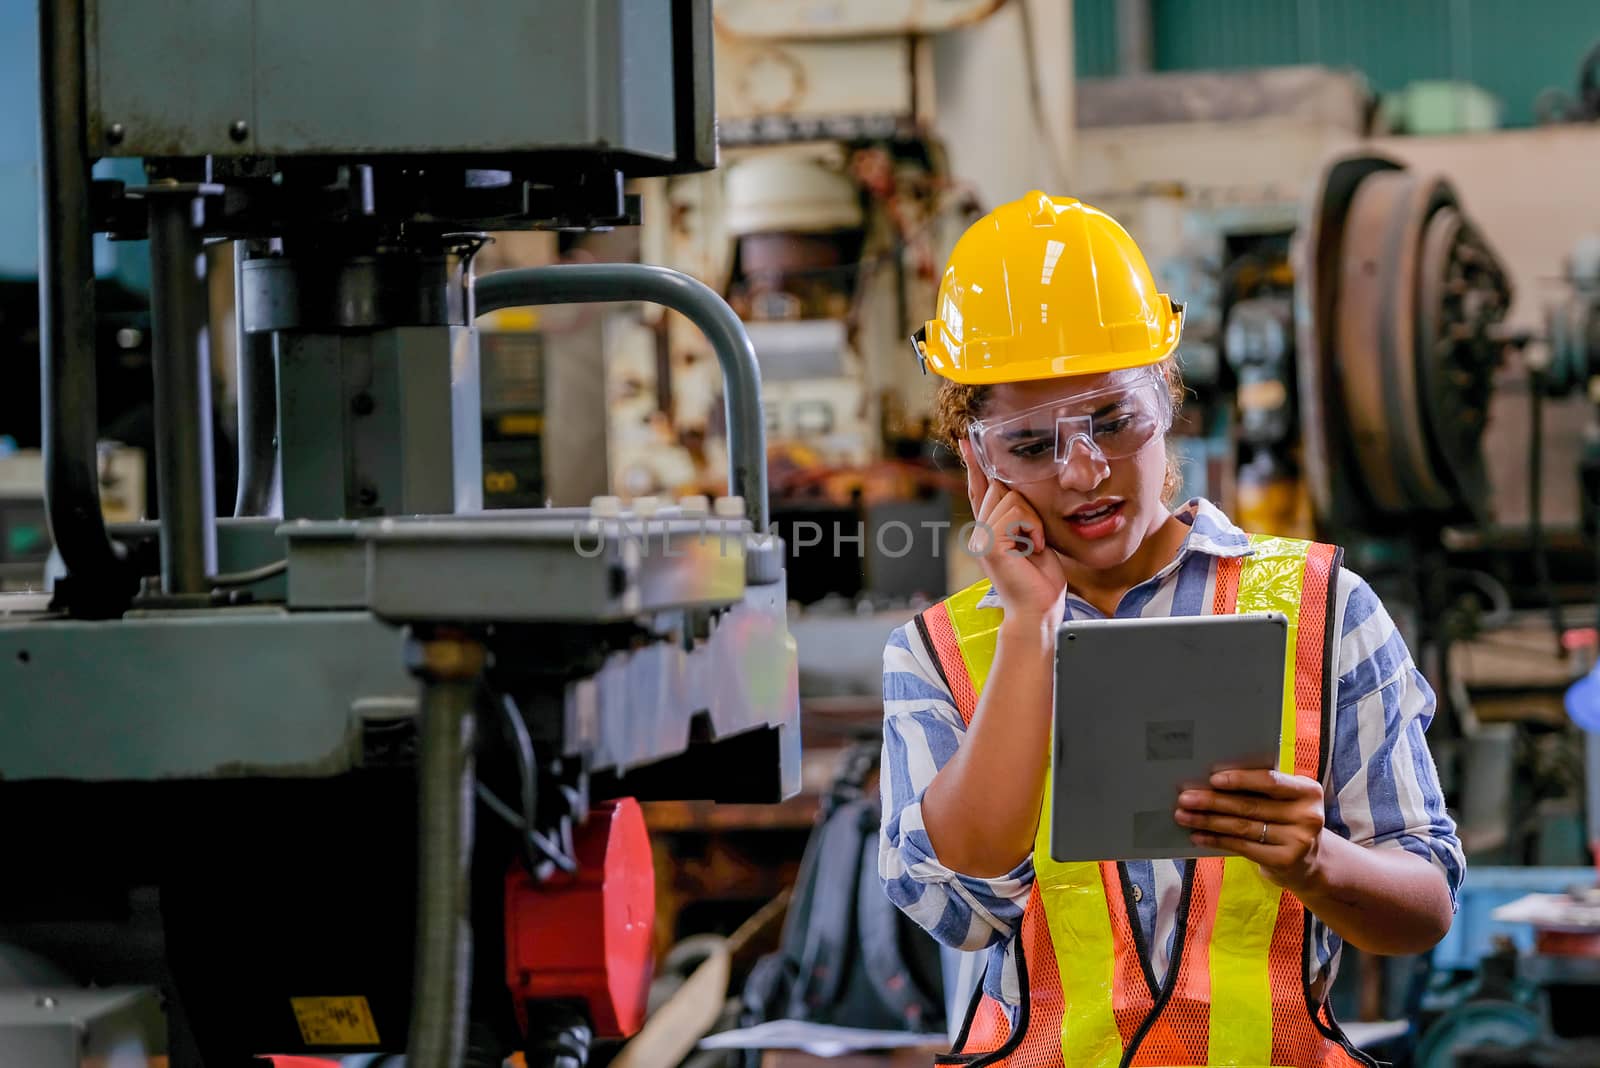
[{"x1": 966, "y1": 371, "x2": 1171, "y2": 486}]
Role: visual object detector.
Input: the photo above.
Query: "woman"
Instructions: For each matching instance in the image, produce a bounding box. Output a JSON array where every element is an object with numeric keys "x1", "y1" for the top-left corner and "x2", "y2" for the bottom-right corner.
[{"x1": 879, "y1": 192, "x2": 1461, "y2": 1068}]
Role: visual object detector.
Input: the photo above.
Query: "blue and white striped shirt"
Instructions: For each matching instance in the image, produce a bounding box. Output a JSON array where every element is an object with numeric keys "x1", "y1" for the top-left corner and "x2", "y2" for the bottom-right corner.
[{"x1": 878, "y1": 499, "x2": 1463, "y2": 1008}]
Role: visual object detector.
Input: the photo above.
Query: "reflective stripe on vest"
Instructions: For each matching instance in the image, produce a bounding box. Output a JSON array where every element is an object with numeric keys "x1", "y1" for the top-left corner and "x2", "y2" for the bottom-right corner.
[{"x1": 921, "y1": 534, "x2": 1374, "y2": 1068}]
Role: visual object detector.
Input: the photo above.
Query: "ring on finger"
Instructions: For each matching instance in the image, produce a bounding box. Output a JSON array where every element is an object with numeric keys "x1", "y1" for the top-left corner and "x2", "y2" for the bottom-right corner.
[{"x1": 1258, "y1": 821, "x2": 1269, "y2": 844}]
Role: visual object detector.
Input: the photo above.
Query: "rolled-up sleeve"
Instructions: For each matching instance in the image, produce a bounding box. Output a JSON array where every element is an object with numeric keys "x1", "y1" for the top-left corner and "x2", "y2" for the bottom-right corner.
[
  {"x1": 1325, "y1": 571, "x2": 1465, "y2": 908},
  {"x1": 878, "y1": 622, "x2": 1034, "y2": 952}
]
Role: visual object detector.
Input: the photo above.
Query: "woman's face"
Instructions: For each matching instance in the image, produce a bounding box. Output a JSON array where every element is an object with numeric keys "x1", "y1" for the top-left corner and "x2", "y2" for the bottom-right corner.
[{"x1": 971, "y1": 368, "x2": 1172, "y2": 573}]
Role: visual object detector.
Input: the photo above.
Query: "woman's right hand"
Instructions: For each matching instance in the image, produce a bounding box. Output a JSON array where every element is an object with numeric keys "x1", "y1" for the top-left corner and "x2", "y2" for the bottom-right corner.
[{"x1": 959, "y1": 440, "x2": 1068, "y2": 624}]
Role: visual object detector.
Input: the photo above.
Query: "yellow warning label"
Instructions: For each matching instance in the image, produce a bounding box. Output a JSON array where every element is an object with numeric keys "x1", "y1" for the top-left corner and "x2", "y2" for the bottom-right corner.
[
  {"x1": 485, "y1": 308, "x2": 541, "y2": 332},
  {"x1": 497, "y1": 413, "x2": 544, "y2": 436},
  {"x1": 290, "y1": 996, "x2": 381, "y2": 1046}
]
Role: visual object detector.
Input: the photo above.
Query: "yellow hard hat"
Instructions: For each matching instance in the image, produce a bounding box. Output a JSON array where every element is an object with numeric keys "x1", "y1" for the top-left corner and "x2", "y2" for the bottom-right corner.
[{"x1": 913, "y1": 191, "x2": 1183, "y2": 385}]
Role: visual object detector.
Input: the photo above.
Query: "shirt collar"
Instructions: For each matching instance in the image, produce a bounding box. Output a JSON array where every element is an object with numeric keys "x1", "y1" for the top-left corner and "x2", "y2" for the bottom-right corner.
[
  {"x1": 1172, "y1": 497, "x2": 1254, "y2": 559},
  {"x1": 973, "y1": 498, "x2": 1252, "y2": 610}
]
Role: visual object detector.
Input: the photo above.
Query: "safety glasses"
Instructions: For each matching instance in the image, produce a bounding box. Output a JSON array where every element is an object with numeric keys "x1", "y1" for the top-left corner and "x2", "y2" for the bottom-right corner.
[{"x1": 966, "y1": 371, "x2": 1171, "y2": 486}]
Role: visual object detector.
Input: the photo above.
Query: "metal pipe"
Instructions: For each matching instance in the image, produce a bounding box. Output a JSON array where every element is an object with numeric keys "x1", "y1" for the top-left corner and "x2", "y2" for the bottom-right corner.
[
  {"x1": 475, "y1": 265, "x2": 769, "y2": 531},
  {"x1": 37, "y1": 0, "x2": 125, "y2": 595},
  {"x1": 147, "y1": 191, "x2": 217, "y2": 594},
  {"x1": 233, "y1": 240, "x2": 281, "y2": 517},
  {"x1": 407, "y1": 638, "x2": 481, "y2": 1068},
  {"x1": 1116, "y1": 0, "x2": 1152, "y2": 75}
]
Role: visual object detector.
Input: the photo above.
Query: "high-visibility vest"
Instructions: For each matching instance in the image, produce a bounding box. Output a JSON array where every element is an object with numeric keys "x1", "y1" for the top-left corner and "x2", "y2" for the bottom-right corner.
[{"x1": 915, "y1": 535, "x2": 1375, "y2": 1068}]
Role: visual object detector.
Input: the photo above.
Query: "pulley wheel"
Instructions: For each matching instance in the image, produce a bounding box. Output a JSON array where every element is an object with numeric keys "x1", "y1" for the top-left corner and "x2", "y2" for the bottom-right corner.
[
  {"x1": 1415, "y1": 205, "x2": 1507, "y2": 522},
  {"x1": 1300, "y1": 152, "x2": 1511, "y2": 527},
  {"x1": 1296, "y1": 154, "x2": 1404, "y2": 525},
  {"x1": 1336, "y1": 170, "x2": 1458, "y2": 515}
]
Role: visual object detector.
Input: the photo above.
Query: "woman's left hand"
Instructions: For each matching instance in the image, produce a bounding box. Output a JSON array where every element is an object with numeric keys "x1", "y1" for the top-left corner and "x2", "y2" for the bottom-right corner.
[{"x1": 1174, "y1": 769, "x2": 1327, "y2": 893}]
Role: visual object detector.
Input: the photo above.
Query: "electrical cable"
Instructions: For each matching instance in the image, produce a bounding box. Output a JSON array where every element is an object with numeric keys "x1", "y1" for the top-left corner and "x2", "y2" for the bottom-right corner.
[
  {"x1": 1013, "y1": 0, "x2": 1073, "y2": 192},
  {"x1": 1444, "y1": 568, "x2": 1514, "y2": 632},
  {"x1": 474, "y1": 783, "x2": 576, "y2": 877},
  {"x1": 474, "y1": 784, "x2": 523, "y2": 830},
  {"x1": 498, "y1": 692, "x2": 544, "y2": 873},
  {"x1": 478, "y1": 691, "x2": 577, "y2": 875},
  {"x1": 207, "y1": 558, "x2": 288, "y2": 588}
]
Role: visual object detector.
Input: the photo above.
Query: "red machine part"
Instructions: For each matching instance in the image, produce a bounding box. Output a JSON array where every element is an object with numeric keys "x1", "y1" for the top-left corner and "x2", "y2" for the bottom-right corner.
[
  {"x1": 1534, "y1": 929, "x2": 1600, "y2": 957},
  {"x1": 505, "y1": 798, "x2": 656, "y2": 1038}
]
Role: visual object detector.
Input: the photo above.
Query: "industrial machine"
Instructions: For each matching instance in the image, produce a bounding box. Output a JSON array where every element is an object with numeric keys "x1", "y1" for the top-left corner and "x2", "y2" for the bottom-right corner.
[
  {"x1": 1298, "y1": 153, "x2": 1513, "y2": 539},
  {"x1": 1543, "y1": 234, "x2": 1600, "y2": 539},
  {"x1": 1075, "y1": 68, "x2": 1515, "y2": 545},
  {"x1": 627, "y1": 6, "x2": 994, "y2": 608},
  {"x1": 0, "y1": 2, "x2": 800, "y2": 1066},
  {"x1": 1394, "y1": 225, "x2": 1600, "y2": 1068}
]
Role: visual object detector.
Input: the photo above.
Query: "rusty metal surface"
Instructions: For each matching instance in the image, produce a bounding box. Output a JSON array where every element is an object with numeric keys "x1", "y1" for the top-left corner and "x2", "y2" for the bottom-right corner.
[
  {"x1": 1335, "y1": 171, "x2": 1412, "y2": 515},
  {"x1": 1416, "y1": 205, "x2": 1501, "y2": 521},
  {"x1": 1299, "y1": 152, "x2": 1511, "y2": 528},
  {"x1": 1077, "y1": 65, "x2": 1370, "y2": 129},
  {"x1": 1295, "y1": 154, "x2": 1404, "y2": 525},
  {"x1": 1416, "y1": 207, "x2": 1463, "y2": 445},
  {"x1": 1339, "y1": 170, "x2": 1460, "y2": 515}
]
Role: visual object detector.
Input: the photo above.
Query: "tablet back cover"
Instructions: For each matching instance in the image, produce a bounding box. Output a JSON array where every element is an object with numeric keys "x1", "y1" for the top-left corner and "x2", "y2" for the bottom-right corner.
[{"x1": 1049, "y1": 612, "x2": 1287, "y2": 862}]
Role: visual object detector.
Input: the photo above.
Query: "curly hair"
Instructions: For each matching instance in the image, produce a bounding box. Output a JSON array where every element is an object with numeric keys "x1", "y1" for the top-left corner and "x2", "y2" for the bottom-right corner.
[{"x1": 932, "y1": 360, "x2": 1187, "y2": 504}]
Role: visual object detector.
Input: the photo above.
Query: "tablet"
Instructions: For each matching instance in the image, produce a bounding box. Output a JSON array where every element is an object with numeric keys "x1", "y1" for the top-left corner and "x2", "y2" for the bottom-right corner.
[{"x1": 1049, "y1": 612, "x2": 1288, "y2": 862}]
